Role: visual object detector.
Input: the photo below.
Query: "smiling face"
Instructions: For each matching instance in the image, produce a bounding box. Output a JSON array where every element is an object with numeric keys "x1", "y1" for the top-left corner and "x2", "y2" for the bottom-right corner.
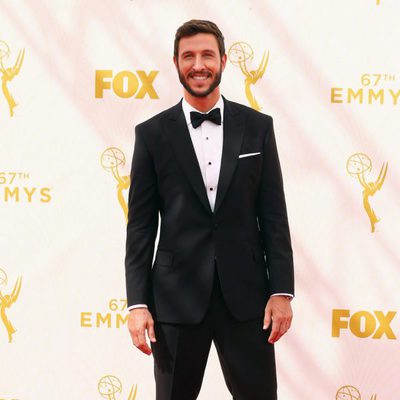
[{"x1": 174, "y1": 33, "x2": 227, "y2": 99}]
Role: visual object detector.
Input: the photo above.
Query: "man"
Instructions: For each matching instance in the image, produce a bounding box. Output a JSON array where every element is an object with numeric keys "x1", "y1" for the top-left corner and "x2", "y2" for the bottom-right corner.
[{"x1": 125, "y1": 19, "x2": 294, "y2": 400}]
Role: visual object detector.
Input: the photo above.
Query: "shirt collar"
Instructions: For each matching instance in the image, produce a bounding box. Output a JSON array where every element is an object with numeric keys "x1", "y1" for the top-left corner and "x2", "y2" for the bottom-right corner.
[{"x1": 182, "y1": 95, "x2": 224, "y2": 127}]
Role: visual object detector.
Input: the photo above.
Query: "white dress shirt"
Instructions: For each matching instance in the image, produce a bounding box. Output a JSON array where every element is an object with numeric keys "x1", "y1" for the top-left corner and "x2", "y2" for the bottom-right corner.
[{"x1": 128, "y1": 96, "x2": 292, "y2": 311}]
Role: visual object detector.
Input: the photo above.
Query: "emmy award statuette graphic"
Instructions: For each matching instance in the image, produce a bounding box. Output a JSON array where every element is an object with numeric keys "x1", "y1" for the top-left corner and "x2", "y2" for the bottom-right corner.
[
  {"x1": 336, "y1": 385, "x2": 377, "y2": 400},
  {"x1": 0, "y1": 267, "x2": 22, "y2": 343},
  {"x1": 98, "y1": 375, "x2": 138, "y2": 400},
  {"x1": 0, "y1": 40, "x2": 24, "y2": 117},
  {"x1": 101, "y1": 147, "x2": 131, "y2": 223},
  {"x1": 346, "y1": 153, "x2": 388, "y2": 233},
  {"x1": 228, "y1": 42, "x2": 269, "y2": 111}
]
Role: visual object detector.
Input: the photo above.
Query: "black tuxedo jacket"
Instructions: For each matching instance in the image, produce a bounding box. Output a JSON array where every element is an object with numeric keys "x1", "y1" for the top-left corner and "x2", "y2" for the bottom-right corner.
[{"x1": 125, "y1": 96, "x2": 294, "y2": 324}]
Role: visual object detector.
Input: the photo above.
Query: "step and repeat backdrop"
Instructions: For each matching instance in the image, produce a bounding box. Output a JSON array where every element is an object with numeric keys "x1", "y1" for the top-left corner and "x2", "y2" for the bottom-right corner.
[{"x1": 1, "y1": 0, "x2": 399, "y2": 399}]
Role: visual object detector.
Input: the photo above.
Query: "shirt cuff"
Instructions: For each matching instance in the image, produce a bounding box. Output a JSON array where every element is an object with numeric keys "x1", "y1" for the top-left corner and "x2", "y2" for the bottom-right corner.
[
  {"x1": 270, "y1": 293, "x2": 294, "y2": 300},
  {"x1": 127, "y1": 304, "x2": 148, "y2": 311}
]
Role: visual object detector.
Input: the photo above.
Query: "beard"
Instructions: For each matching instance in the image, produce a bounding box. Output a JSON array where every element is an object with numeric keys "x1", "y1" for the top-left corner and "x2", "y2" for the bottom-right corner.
[{"x1": 177, "y1": 63, "x2": 222, "y2": 98}]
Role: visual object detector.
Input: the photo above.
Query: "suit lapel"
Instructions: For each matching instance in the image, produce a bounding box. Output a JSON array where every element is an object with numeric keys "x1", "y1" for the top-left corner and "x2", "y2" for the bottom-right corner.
[
  {"x1": 163, "y1": 100, "x2": 213, "y2": 214},
  {"x1": 214, "y1": 96, "x2": 245, "y2": 214},
  {"x1": 162, "y1": 96, "x2": 245, "y2": 215}
]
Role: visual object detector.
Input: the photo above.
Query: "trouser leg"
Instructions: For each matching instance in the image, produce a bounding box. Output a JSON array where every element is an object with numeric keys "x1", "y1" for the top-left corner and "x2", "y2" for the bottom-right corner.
[
  {"x1": 151, "y1": 299, "x2": 215, "y2": 399},
  {"x1": 212, "y1": 270, "x2": 278, "y2": 400}
]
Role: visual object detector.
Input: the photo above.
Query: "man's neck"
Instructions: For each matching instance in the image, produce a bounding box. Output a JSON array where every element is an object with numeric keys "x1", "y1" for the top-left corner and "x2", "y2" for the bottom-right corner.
[{"x1": 183, "y1": 89, "x2": 221, "y2": 112}]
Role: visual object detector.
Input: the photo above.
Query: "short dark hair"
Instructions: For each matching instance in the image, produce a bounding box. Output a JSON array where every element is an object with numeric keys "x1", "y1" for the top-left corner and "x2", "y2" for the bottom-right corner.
[{"x1": 174, "y1": 19, "x2": 225, "y2": 59}]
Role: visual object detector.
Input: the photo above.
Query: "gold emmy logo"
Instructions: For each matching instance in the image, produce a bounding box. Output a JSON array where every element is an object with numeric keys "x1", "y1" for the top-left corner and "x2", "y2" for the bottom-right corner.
[
  {"x1": 101, "y1": 147, "x2": 131, "y2": 223},
  {"x1": 376, "y1": 0, "x2": 381, "y2": 5},
  {"x1": 98, "y1": 375, "x2": 137, "y2": 400},
  {"x1": 346, "y1": 153, "x2": 388, "y2": 233},
  {"x1": 0, "y1": 40, "x2": 24, "y2": 117},
  {"x1": 0, "y1": 267, "x2": 22, "y2": 343},
  {"x1": 336, "y1": 385, "x2": 377, "y2": 400},
  {"x1": 228, "y1": 42, "x2": 269, "y2": 111}
]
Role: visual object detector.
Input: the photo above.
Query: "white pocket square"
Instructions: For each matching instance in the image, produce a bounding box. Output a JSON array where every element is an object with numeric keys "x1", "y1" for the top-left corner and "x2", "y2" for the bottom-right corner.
[{"x1": 238, "y1": 152, "x2": 261, "y2": 159}]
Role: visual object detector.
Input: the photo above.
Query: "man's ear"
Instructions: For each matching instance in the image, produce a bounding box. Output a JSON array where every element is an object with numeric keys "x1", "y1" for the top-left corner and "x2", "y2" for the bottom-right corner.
[
  {"x1": 221, "y1": 53, "x2": 227, "y2": 72},
  {"x1": 173, "y1": 55, "x2": 178, "y2": 70}
]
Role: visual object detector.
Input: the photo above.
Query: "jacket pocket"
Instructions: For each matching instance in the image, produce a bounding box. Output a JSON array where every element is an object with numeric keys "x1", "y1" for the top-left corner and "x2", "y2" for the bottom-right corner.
[
  {"x1": 238, "y1": 152, "x2": 262, "y2": 159},
  {"x1": 154, "y1": 250, "x2": 174, "y2": 266}
]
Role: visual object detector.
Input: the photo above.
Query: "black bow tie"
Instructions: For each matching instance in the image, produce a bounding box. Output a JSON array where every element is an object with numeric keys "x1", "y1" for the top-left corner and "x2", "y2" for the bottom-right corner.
[{"x1": 190, "y1": 108, "x2": 221, "y2": 129}]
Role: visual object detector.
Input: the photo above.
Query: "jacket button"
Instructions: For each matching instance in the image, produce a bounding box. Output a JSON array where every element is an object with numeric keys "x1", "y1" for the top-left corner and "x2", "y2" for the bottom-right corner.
[{"x1": 214, "y1": 223, "x2": 218, "y2": 230}]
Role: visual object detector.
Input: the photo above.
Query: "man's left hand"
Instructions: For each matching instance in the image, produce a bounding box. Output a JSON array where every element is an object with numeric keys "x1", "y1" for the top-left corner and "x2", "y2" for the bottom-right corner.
[{"x1": 263, "y1": 296, "x2": 293, "y2": 344}]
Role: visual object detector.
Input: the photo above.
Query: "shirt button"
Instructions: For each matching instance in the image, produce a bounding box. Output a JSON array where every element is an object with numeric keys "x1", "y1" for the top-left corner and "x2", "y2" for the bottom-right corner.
[
  {"x1": 209, "y1": 187, "x2": 213, "y2": 191},
  {"x1": 208, "y1": 162, "x2": 212, "y2": 165},
  {"x1": 206, "y1": 137, "x2": 209, "y2": 140}
]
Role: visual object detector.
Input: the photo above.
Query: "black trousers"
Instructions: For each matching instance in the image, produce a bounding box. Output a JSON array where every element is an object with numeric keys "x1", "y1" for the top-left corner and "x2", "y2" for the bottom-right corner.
[{"x1": 151, "y1": 266, "x2": 277, "y2": 400}]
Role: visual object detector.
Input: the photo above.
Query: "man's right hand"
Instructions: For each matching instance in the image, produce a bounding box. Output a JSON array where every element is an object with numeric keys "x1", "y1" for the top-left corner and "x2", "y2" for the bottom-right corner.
[{"x1": 128, "y1": 308, "x2": 157, "y2": 355}]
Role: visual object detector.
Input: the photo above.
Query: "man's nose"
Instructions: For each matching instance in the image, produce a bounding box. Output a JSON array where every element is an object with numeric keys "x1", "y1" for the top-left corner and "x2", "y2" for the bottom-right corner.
[{"x1": 192, "y1": 55, "x2": 205, "y2": 70}]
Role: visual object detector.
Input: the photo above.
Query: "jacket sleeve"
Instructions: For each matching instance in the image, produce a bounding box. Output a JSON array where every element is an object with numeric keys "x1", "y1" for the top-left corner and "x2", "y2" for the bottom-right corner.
[
  {"x1": 125, "y1": 125, "x2": 159, "y2": 307},
  {"x1": 256, "y1": 116, "x2": 294, "y2": 296}
]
